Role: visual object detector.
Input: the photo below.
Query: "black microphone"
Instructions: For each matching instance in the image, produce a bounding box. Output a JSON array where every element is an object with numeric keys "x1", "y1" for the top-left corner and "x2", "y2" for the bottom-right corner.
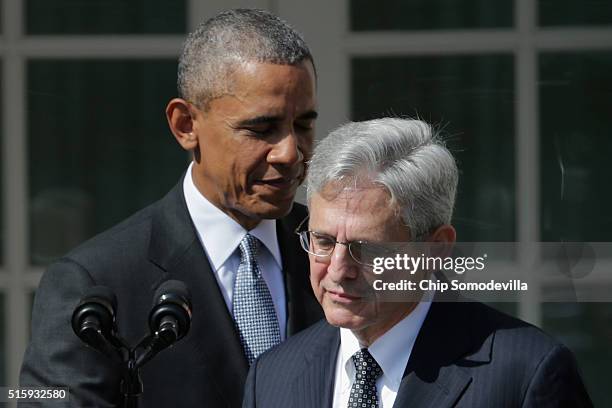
[
  {"x1": 149, "y1": 280, "x2": 192, "y2": 346},
  {"x1": 136, "y1": 280, "x2": 192, "y2": 367},
  {"x1": 72, "y1": 286, "x2": 123, "y2": 359}
]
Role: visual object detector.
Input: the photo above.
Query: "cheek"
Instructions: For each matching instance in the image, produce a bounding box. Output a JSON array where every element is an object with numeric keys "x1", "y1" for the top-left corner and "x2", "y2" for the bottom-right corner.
[
  {"x1": 239, "y1": 147, "x2": 272, "y2": 180},
  {"x1": 309, "y1": 263, "x2": 326, "y2": 299}
]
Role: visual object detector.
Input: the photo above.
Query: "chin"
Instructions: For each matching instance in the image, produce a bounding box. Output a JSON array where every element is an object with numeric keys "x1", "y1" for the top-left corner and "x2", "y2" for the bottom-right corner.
[
  {"x1": 236, "y1": 193, "x2": 295, "y2": 220},
  {"x1": 254, "y1": 200, "x2": 295, "y2": 219},
  {"x1": 323, "y1": 306, "x2": 365, "y2": 330}
]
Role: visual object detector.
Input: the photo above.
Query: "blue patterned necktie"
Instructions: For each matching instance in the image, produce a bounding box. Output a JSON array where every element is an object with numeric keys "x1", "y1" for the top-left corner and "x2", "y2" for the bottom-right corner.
[
  {"x1": 232, "y1": 234, "x2": 281, "y2": 364},
  {"x1": 348, "y1": 348, "x2": 383, "y2": 408}
]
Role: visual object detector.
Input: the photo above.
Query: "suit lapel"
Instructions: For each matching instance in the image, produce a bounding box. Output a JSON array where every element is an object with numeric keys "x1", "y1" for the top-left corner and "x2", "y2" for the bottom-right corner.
[
  {"x1": 393, "y1": 301, "x2": 492, "y2": 408},
  {"x1": 393, "y1": 365, "x2": 471, "y2": 408},
  {"x1": 292, "y1": 322, "x2": 339, "y2": 408},
  {"x1": 148, "y1": 181, "x2": 248, "y2": 407}
]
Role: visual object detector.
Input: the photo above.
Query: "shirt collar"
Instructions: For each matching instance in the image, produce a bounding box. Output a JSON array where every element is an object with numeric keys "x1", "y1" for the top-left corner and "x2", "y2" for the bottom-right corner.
[
  {"x1": 339, "y1": 293, "x2": 433, "y2": 389},
  {"x1": 183, "y1": 162, "x2": 282, "y2": 270}
]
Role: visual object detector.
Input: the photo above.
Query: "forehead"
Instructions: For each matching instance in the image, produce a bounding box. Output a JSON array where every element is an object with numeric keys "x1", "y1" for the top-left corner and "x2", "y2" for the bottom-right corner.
[
  {"x1": 309, "y1": 185, "x2": 407, "y2": 241},
  {"x1": 231, "y1": 61, "x2": 315, "y2": 100},
  {"x1": 204, "y1": 60, "x2": 317, "y2": 121}
]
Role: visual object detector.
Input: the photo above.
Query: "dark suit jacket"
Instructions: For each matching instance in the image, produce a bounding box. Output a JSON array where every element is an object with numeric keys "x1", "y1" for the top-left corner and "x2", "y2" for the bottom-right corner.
[
  {"x1": 19, "y1": 178, "x2": 322, "y2": 408},
  {"x1": 243, "y1": 301, "x2": 593, "y2": 408}
]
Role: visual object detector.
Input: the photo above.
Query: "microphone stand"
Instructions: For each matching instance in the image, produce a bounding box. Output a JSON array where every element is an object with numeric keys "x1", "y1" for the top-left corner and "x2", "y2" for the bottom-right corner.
[
  {"x1": 90, "y1": 334, "x2": 144, "y2": 408},
  {"x1": 121, "y1": 330, "x2": 173, "y2": 408},
  {"x1": 121, "y1": 346, "x2": 143, "y2": 408}
]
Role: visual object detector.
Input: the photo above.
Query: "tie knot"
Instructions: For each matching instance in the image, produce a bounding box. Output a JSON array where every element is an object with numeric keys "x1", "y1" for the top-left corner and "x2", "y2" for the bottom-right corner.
[
  {"x1": 352, "y1": 348, "x2": 383, "y2": 382},
  {"x1": 239, "y1": 234, "x2": 259, "y2": 262}
]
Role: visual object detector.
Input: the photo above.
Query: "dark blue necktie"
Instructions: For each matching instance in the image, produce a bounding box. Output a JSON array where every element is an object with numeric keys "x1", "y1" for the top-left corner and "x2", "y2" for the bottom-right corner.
[{"x1": 232, "y1": 234, "x2": 281, "y2": 364}]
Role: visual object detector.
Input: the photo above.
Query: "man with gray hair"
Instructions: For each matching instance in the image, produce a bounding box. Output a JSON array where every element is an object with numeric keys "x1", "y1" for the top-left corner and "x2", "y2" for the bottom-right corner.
[
  {"x1": 20, "y1": 9, "x2": 321, "y2": 407},
  {"x1": 243, "y1": 118, "x2": 592, "y2": 407}
]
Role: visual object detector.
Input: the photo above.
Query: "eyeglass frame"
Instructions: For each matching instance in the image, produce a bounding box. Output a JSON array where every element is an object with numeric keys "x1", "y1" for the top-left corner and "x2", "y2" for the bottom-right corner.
[{"x1": 294, "y1": 216, "x2": 399, "y2": 266}]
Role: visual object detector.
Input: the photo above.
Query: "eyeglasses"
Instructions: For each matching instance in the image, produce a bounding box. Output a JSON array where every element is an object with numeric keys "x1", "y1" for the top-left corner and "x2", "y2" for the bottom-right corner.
[{"x1": 294, "y1": 217, "x2": 396, "y2": 266}]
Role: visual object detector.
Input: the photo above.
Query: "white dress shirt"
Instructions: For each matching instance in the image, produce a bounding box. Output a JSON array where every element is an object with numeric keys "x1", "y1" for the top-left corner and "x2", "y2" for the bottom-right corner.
[
  {"x1": 182, "y1": 162, "x2": 287, "y2": 339},
  {"x1": 332, "y1": 295, "x2": 433, "y2": 408}
]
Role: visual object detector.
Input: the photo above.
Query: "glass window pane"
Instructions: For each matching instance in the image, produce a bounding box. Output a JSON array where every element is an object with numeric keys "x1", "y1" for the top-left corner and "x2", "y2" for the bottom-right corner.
[
  {"x1": 540, "y1": 52, "x2": 612, "y2": 241},
  {"x1": 28, "y1": 60, "x2": 187, "y2": 265},
  {"x1": 542, "y1": 302, "x2": 612, "y2": 407},
  {"x1": 26, "y1": 0, "x2": 186, "y2": 34},
  {"x1": 352, "y1": 55, "x2": 515, "y2": 241},
  {"x1": 539, "y1": 0, "x2": 612, "y2": 27},
  {"x1": 350, "y1": 0, "x2": 513, "y2": 31}
]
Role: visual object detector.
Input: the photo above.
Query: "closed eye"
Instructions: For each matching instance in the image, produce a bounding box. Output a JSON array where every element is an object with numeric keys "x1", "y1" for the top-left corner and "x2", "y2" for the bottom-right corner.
[
  {"x1": 311, "y1": 232, "x2": 336, "y2": 250},
  {"x1": 243, "y1": 125, "x2": 276, "y2": 137},
  {"x1": 236, "y1": 115, "x2": 280, "y2": 137}
]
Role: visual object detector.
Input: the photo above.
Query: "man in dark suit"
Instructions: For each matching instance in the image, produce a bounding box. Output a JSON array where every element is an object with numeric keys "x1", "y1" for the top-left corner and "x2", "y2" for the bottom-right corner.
[
  {"x1": 20, "y1": 9, "x2": 322, "y2": 407},
  {"x1": 243, "y1": 118, "x2": 592, "y2": 407}
]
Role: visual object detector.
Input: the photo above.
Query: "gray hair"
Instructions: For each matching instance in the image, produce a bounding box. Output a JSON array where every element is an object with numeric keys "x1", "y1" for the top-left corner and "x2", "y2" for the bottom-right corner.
[
  {"x1": 306, "y1": 118, "x2": 458, "y2": 239},
  {"x1": 177, "y1": 8, "x2": 313, "y2": 108}
]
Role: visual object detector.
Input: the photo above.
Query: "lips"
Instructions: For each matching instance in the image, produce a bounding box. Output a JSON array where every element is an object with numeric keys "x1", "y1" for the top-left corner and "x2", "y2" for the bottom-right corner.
[
  {"x1": 325, "y1": 289, "x2": 362, "y2": 303},
  {"x1": 254, "y1": 176, "x2": 299, "y2": 190}
]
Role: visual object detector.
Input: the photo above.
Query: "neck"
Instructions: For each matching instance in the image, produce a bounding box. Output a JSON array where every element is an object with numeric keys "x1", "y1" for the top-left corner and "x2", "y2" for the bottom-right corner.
[
  {"x1": 190, "y1": 167, "x2": 262, "y2": 231},
  {"x1": 352, "y1": 302, "x2": 417, "y2": 347},
  {"x1": 226, "y1": 210, "x2": 261, "y2": 231}
]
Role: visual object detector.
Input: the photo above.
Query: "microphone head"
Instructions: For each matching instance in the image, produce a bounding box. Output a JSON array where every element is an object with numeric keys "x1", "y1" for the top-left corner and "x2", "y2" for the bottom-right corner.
[
  {"x1": 71, "y1": 285, "x2": 117, "y2": 344},
  {"x1": 149, "y1": 280, "x2": 192, "y2": 342},
  {"x1": 152, "y1": 280, "x2": 191, "y2": 308}
]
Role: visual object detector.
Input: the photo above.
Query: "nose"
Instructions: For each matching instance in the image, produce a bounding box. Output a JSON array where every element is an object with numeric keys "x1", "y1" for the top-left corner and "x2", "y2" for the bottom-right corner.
[
  {"x1": 267, "y1": 131, "x2": 302, "y2": 167},
  {"x1": 326, "y1": 243, "x2": 359, "y2": 282}
]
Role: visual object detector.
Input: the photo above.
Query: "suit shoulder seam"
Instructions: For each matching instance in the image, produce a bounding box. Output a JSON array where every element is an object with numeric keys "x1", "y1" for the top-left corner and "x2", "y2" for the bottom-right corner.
[{"x1": 55, "y1": 256, "x2": 96, "y2": 284}]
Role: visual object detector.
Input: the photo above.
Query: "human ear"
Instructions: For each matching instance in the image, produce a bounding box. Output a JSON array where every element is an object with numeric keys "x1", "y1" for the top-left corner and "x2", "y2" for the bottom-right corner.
[
  {"x1": 426, "y1": 224, "x2": 456, "y2": 258},
  {"x1": 166, "y1": 98, "x2": 198, "y2": 151}
]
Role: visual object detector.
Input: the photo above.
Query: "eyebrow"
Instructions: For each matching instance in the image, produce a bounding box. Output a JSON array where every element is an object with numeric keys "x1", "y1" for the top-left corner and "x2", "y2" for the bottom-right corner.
[
  {"x1": 236, "y1": 110, "x2": 319, "y2": 127},
  {"x1": 237, "y1": 115, "x2": 281, "y2": 127},
  {"x1": 310, "y1": 229, "x2": 370, "y2": 242},
  {"x1": 298, "y1": 110, "x2": 319, "y2": 121}
]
